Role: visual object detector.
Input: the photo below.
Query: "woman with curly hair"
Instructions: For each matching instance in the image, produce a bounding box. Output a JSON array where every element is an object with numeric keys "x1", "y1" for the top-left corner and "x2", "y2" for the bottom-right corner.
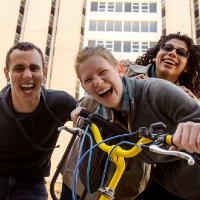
[{"x1": 122, "y1": 32, "x2": 200, "y2": 102}]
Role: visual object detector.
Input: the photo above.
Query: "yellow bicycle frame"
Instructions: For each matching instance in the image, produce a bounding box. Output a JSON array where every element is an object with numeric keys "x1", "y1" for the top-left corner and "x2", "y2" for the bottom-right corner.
[{"x1": 90, "y1": 123, "x2": 153, "y2": 200}]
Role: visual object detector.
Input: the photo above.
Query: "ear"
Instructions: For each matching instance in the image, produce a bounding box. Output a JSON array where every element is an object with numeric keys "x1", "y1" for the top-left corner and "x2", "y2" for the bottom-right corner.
[
  {"x1": 4, "y1": 68, "x2": 10, "y2": 82},
  {"x1": 117, "y1": 63, "x2": 124, "y2": 78},
  {"x1": 43, "y1": 66, "x2": 47, "y2": 79},
  {"x1": 183, "y1": 67, "x2": 189, "y2": 73}
]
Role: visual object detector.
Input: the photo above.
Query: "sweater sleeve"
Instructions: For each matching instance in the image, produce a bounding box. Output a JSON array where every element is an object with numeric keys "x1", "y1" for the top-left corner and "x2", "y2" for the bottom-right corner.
[{"x1": 145, "y1": 79, "x2": 200, "y2": 199}]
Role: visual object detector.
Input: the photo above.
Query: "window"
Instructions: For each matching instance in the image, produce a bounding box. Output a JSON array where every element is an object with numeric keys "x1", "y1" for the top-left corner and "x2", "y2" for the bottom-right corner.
[
  {"x1": 124, "y1": 42, "x2": 131, "y2": 52},
  {"x1": 124, "y1": 3, "x2": 131, "y2": 12},
  {"x1": 115, "y1": 21, "x2": 122, "y2": 31},
  {"x1": 82, "y1": 7, "x2": 86, "y2": 16},
  {"x1": 124, "y1": 21, "x2": 131, "y2": 32},
  {"x1": 105, "y1": 41, "x2": 114, "y2": 51},
  {"x1": 51, "y1": 6, "x2": 55, "y2": 15},
  {"x1": 150, "y1": 3, "x2": 157, "y2": 13},
  {"x1": 142, "y1": 3, "x2": 148, "y2": 12},
  {"x1": 195, "y1": 17, "x2": 200, "y2": 30},
  {"x1": 115, "y1": 3, "x2": 122, "y2": 12},
  {"x1": 114, "y1": 41, "x2": 121, "y2": 52},
  {"x1": 108, "y1": 3, "x2": 115, "y2": 12},
  {"x1": 87, "y1": 40, "x2": 156, "y2": 53},
  {"x1": 14, "y1": 33, "x2": 20, "y2": 44},
  {"x1": 150, "y1": 42, "x2": 157, "y2": 48},
  {"x1": 45, "y1": 46, "x2": 50, "y2": 56},
  {"x1": 19, "y1": 6, "x2": 24, "y2": 15},
  {"x1": 106, "y1": 21, "x2": 114, "y2": 31},
  {"x1": 141, "y1": 22, "x2": 148, "y2": 32},
  {"x1": 132, "y1": 42, "x2": 139, "y2": 52},
  {"x1": 89, "y1": 20, "x2": 157, "y2": 33},
  {"x1": 133, "y1": 3, "x2": 139, "y2": 12},
  {"x1": 99, "y1": 2, "x2": 106, "y2": 12},
  {"x1": 48, "y1": 26, "x2": 53, "y2": 35},
  {"x1": 132, "y1": 22, "x2": 140, "y2": 32},
  {"x1": 141, "y1": 42, "x2": 148, "y2": 52},
  {"x1": 88, "y1": 40, "x2": 95, "y2": 46},
  {"x1": 195, "y1": 9, "x2": 199, "y2": 18},
  {"x1": 81, "y1": 27, "x2": 84, "y2": 36},
  {"x1": 97, "y1": 21, "x2": 105, "y2": 31},
  {"x1": 162, "y1": 8, "x2": 165, "y2": 17},
  {"x1": 150, "y1": 22, "x2": 157, "y2": 32},
  {"x1": 196, "y1": 29, "x2": 200, "y2": 39},
  {"x1": 89, "y1": 21, "x2": 97, "y2": 31},
  {"x1": 16, "y1": 25, "x2": 21, "y2": 35},
  {"x1": 162, "y1": 28, "x2": 166, "y2": 36},
  {"x1": 96, "y1": 41, "x2": 104, "y2": 46},
  {"x1": 132, "y1": 22, "x2": 139, "y2": 32},
  {"x1": 91, "y1": 2, "x2": 98, "y2": 11}
]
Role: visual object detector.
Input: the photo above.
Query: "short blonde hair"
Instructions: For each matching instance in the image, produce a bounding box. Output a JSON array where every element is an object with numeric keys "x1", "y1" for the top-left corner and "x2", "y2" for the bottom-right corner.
[{"x1": 75, "y1": 45, "x2": 118, "y2": 80}]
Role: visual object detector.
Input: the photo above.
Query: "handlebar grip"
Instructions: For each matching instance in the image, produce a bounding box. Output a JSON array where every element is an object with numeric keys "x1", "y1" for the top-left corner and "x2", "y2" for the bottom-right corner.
[{"x1": 165, "y1": 134, "x2": 174, "y2": 145}]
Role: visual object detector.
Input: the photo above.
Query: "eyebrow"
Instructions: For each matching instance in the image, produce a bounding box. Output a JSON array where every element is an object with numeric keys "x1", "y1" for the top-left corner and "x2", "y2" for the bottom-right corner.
[{"x1": 13, "y1": 64, "x2": 41, "y2": 68}]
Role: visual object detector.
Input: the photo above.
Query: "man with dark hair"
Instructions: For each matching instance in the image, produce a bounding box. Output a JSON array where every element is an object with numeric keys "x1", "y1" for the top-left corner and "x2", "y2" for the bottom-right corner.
[{"x1": 0, "y1": 42, "x2": 77, "y2": 199}]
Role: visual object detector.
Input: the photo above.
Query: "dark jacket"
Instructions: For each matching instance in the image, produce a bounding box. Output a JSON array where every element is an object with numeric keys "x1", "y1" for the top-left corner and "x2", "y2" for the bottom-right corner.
[{"x1": 0, "y1": 84, "x2": 77, "y2": 181}]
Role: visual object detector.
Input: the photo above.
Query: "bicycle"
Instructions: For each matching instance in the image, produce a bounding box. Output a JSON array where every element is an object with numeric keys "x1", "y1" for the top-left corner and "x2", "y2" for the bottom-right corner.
[{"x1": 50, "y1": 109, "x2": 195, "y2": 200}]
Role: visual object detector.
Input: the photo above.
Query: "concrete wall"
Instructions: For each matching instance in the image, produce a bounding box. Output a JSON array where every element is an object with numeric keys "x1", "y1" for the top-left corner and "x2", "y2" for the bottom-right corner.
[
  {"x1": 49, "y1": 0, "x2": 83, "y2": 97},
  {"x1": 0, "y1": 0, "x2": 21, "y2": 89},
  {"x1": 165, "y1": 0, "x2": 192, "y2": 36}
]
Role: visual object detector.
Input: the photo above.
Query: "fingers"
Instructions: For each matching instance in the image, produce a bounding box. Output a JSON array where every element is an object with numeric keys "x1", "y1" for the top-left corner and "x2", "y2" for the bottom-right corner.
[
  {"x1": 135, "y1": 74, "x2": 149, "y2": 80},
  {"x1": 173, "y1": 122, "x2": 200, "y2": 153},
  {"x1": 70, "y1": 107, "x2": 86, "y2": 125},
  {"x1": 179, "y1": 86, "x2": 200, "y2": 104}
]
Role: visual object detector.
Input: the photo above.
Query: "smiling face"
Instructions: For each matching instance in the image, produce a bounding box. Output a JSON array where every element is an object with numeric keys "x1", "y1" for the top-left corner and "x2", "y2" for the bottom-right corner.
[
  {"x1": 154, "y1": 38, "x2": 189, "y2": 83},
  {"x1": 79, "y1": 55, "x2": 124, "y2": 111},
  {"x1": 4, "y1": 49, "x2": 46, "y2": 113}
]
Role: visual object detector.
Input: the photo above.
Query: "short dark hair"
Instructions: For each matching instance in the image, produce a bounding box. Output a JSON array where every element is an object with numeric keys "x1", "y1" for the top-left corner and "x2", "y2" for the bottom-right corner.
[
  {"x1": 6, "y1": 42, "x2": 45, "y2": 71},
  {"x1": 135, "y1": 32, "x2": 200, "y2": 98}
]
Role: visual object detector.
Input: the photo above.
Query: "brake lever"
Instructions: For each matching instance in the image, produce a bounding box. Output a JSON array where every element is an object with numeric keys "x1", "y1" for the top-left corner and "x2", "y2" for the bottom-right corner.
[
  {"x1": 58, "y1": 126, "x2": 84, "y2": 135},
  {"x1": 138, "y1": 144, "x2": 195, "y2": 165}
]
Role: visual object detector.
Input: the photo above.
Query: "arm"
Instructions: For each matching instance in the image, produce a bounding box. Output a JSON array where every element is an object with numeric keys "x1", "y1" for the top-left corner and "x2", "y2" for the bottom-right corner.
[{"x1": 145, "y1": 79, "x2": 200, "y2": 199}]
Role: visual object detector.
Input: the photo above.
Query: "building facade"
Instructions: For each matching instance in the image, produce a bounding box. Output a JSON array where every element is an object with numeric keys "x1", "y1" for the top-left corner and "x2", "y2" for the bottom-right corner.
[{"x1": 0, "y1": 0, "x2": 200, "y2": 199}]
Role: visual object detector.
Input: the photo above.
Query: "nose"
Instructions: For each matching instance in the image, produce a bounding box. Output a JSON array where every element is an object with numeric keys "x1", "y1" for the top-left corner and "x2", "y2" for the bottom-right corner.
[
  {"x1": 93, "y1": 76, "x2": 103, "y2": 87},
  {"x1": 168, "y1": 49, "x2": 177, "y2": 57},
  {"x1": 22, "y1": 69, "x2": 32, "y2": 79}
]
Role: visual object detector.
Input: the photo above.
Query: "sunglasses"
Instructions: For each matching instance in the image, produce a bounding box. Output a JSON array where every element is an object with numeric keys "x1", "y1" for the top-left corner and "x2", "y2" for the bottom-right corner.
[{"x1": 160, "y1": 43, "x2": 189, "y2": 59}]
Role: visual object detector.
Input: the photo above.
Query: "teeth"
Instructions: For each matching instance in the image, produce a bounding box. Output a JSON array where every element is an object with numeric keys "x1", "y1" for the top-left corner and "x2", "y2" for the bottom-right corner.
[
  {"x1": 164, "y1": 60, "x2": 176, "y2": 65},
  {"x1": 24, "y1": 89, "x2": 33, "y2": 93},
  {"x1": 21, "y1": 84, "x2": 34, "y2": 88},
  {"x1": 98, "y1": 87, "x2": 111, "y2": 95}
]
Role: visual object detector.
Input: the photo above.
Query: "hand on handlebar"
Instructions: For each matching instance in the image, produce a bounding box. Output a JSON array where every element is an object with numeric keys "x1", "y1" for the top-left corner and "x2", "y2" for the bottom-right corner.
[
  {"x1": 70, "y1": 107, "x2": 86, "y2": 125},
  {"x1": 169, "y1": 122, "x2": 200, "y2": 154}
]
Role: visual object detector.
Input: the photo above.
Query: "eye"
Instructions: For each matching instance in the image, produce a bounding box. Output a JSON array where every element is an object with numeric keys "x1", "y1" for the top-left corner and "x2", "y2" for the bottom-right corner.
[
  {"x1": 13, "y1": 67, "x2": 23, "y2": 71},
  {"x1": 100, "y1": 70, "x2": 107, "y2": 74},
  {"x1": 84, "y1": 78, "x2": 92, "y2": 83},
  {"x1": 31, "y1": 66, "x2": 40, "y2": 71}
]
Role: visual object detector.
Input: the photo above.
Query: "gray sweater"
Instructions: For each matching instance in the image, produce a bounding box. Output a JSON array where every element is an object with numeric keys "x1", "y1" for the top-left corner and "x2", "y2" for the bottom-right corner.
[{"x1": 63, "y1": 77, "x2": 200, "y2": 200}]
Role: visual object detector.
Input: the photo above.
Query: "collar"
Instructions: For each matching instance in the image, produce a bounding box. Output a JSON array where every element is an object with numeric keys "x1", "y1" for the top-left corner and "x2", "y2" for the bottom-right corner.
[
  {"x1": 148, "y1": 65, "x2": 156, "y2": 78},
  {"x1": 96, "y1": 77, "x2": 130, "y2": 119}
]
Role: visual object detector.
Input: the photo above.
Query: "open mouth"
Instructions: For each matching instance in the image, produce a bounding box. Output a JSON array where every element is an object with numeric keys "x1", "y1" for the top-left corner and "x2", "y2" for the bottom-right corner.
[
  {"x1": 20, "y1": 84, "x2": 34, "y2": 93},
  {"x1": 163, "y1": 59, "x2": 176, "y2": 66},
  {"x1": 97, "y1": 86, "x2": 113, "y2": 98}
]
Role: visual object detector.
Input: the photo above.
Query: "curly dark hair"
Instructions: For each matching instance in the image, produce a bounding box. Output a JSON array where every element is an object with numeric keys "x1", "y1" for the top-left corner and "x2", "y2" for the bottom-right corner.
[
  {"x1": 135, "y1": 33, "x2": 200, "y2": 98},
  {"x1": 6, "y1": 42, "x2": 45, "y2": 71}
]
